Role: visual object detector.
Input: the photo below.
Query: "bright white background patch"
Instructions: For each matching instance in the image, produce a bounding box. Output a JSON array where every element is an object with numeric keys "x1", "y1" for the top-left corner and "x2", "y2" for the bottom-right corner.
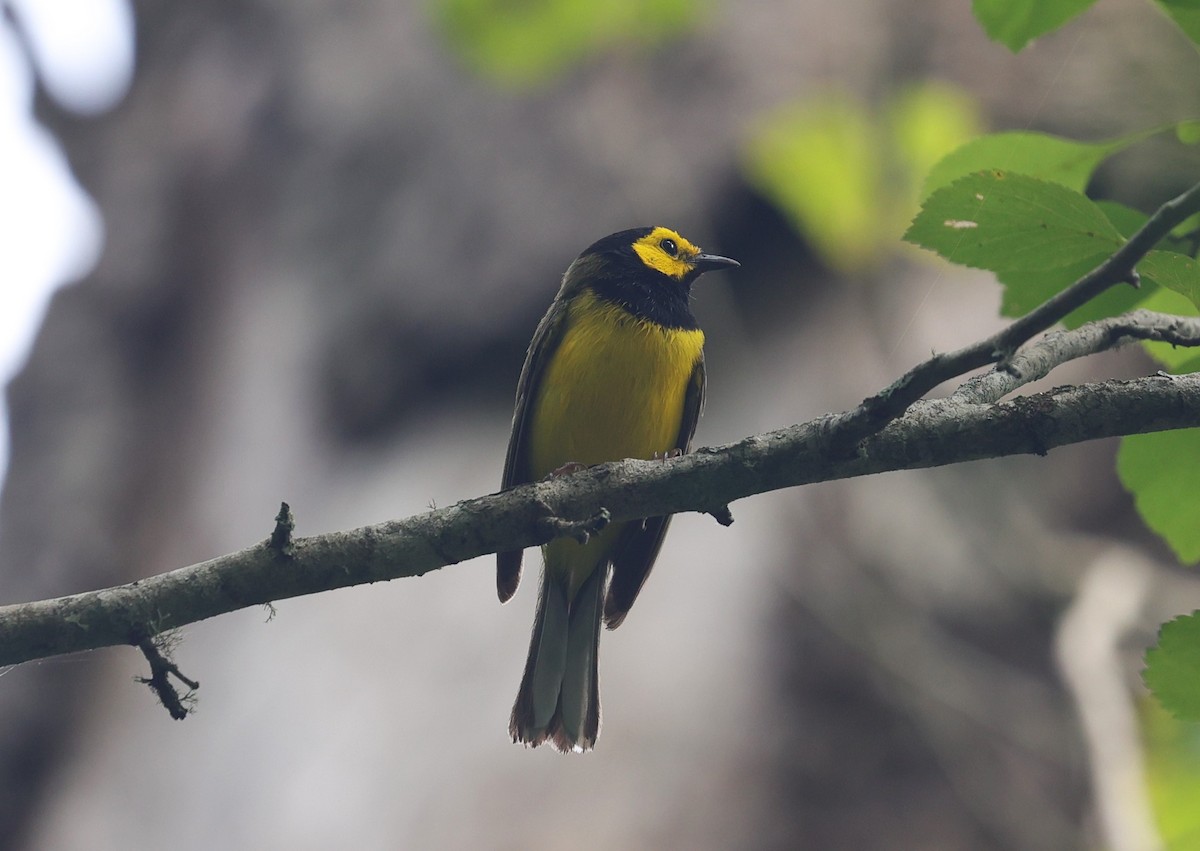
[{"x1": 0, "y1": 0, "x2": 132, "y2": 491}]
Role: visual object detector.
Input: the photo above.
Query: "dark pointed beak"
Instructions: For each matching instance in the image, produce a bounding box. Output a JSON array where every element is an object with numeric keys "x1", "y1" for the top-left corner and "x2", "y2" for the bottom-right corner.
[{"x1": 692, "y1": 253, "x2": 740, "y2": 274}]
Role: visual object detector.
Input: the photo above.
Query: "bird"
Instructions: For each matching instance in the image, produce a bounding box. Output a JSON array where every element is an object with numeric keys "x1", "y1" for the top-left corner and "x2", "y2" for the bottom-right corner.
[{"x1": 497, "y1": 226, "x2": 738, "y2": 752}]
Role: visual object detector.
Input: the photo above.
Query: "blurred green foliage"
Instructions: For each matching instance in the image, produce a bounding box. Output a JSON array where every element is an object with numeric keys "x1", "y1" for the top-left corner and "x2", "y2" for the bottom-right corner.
[
  {"x1": 1143, "y1": 696, "x2": 1200, "y2": 845},
  {"x1": 1178, "y1": 120, "x2": 1200, "y2": 145},
  {"x1": 743, "y1": 84, "x2": 979, "y2": 273},
  {"x1": 743, "y1": 96, "x2": 881, "y2": 273},
  {"x1": 1154, "y1": 0, "x2": 1200, "y2": 48},
  {"x1": 433, "y1": 0, "x2": 701, "y2": 86},
  {"x1": 971, "y1": 0, "x2": 1099, "y2": 52},
  {"x1": 972, "y1": 0, "x2": 1200, "y2": 53}
]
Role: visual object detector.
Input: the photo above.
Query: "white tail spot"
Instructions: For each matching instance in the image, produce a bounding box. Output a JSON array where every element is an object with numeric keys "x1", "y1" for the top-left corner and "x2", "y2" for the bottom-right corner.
[{"x1": 943, "y1": 219, "x2": 979, "y2": 229}]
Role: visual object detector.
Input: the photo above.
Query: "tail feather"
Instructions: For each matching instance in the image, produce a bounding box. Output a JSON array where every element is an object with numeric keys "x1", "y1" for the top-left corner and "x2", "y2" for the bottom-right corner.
[
  {"x1": 496, "y1": 551, "x2": 523, "y2": 603},
  {"x1": 509, "y1": 565, "x2": 605, "y2": 752},
  {"x1": 528, "y1": 576, "x2": 569, "y2": 729},
  {"x1": 553, "y1": 566, "x2": 603, "y2": 750}
]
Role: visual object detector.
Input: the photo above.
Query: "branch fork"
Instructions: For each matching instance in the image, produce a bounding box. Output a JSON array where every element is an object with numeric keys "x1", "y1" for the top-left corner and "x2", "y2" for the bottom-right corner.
[
  {"x1": 536, "y1": 508, "x2": 611, "y2": 545},
  {"x1": 136, "y1": 637, "x2": 199, "y2": 721}
]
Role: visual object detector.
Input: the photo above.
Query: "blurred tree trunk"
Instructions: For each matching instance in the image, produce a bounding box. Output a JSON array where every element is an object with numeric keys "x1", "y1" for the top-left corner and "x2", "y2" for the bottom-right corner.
[{"x1": 0, "y1": 2, "x2": 282, "y2": 843}]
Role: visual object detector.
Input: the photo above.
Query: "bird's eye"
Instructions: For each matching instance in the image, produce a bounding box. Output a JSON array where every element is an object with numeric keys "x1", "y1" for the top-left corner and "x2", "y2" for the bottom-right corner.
[{"x1": 659, "y1": 238, "x2": 678, "y2": 256}]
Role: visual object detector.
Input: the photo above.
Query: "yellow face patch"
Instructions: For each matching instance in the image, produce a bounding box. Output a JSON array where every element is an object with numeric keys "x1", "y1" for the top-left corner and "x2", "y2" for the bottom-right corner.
[{"x1": 631, "y1": 227, "x2": 702, "y2": 280}]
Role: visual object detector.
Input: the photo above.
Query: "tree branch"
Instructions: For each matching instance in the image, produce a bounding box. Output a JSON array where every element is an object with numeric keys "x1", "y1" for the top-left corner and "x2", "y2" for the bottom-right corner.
[
  {"x1": 828, "y1": 180, "x2": 1200, "y2": 451},
  {"x1": 956, "y1": 310, "x2": 1200, "y2": 404},
  {"x1": 4, "y1": 178, "x2": 1200, "y2": 702},
  {"x1": 2, "y1": 360, "x2": 1199, "y2": 669}
]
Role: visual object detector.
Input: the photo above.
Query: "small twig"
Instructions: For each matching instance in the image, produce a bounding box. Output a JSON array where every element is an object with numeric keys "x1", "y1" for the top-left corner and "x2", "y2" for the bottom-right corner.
[
  {"x1": 955, "y1": 310, "x2": 1200, "y2": 405},
  {"x1": 3, "y1": 368, "x2": 1200, "y2": 669},
  {"x1": 269, "y1": 501, "x2": 295, "y2": 557},
  {"x1": 135, "y1": 637, "x2": 199, "y2": 720},
  {"x1": 537, "y1": 508, "x2": 611, "y2": 545},
  {"x1": 708, "y1": 505, "x2": 735, "y2": 526}
]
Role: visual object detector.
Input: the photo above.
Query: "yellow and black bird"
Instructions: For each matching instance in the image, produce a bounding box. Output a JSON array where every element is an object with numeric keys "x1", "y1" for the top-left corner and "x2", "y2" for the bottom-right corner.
[{"x1": 498, "y1": 226, "x2": 738, "y2": 752}]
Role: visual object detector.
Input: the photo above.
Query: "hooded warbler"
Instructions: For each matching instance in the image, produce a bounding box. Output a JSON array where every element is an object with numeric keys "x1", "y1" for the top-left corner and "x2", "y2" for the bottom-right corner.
[{"x1": 498, "y1": 226, "x2": 739, "y2": 752}]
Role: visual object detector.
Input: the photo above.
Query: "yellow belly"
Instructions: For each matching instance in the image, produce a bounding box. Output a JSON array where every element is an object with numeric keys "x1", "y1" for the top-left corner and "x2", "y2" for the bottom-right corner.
[
  {"x1": 529, "y1": 290, "x2": 704, "y2": 593},
  {"x1": 529, "y1": 289, "x2": 704, "y2": 479}
]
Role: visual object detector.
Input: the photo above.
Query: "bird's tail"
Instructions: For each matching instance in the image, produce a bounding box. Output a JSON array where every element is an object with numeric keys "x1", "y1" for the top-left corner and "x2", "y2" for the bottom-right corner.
[{"x1": 509, "y1": 562, "x2": 605, "y2": 752}]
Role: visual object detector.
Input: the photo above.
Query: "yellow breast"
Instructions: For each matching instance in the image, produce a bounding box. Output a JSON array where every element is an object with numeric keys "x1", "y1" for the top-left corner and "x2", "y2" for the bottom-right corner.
[{"x1": 529, "y1": 289, "x2": 704, "y2": 480}]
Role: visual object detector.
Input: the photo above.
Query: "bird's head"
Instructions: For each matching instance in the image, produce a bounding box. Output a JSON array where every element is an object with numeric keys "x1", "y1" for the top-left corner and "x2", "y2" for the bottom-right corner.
[
  {"x1": 562, "y1": 226, "x2": 738, "y2": 329},
  {"x1": 582, "y1": 226, "x2": 740, "y2": 286}
]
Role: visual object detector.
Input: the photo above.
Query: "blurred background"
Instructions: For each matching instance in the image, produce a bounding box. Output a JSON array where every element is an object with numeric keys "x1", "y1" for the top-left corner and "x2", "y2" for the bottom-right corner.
[{"x1": 2, "y1": 0, "x2": 1200, "y2": 848}]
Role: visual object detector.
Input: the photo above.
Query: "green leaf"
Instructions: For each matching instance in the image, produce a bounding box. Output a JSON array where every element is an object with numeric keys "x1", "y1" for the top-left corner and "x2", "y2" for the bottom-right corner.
[
  {"x1": 1064, "y1": 201, "x2": 1163, "y2": 324},
  {"x1": 923, "y1": 125, "x2": 1199, "y2": 201},
  {"x1": 995, "y1": 201, "x2": 1114, "y2": 319},
  {"x1": 997, "y1": 201, "x2": 1158, "y2": 326},
  {"x1": 1060, "y1": 199, "x2": 1200, "y2": 321},
  {"x1": 1145, "y1": 612, "x2": 1200, "y2": 721},
  {"x1": 1097, "y1": 199, "x2": 1151, "y2": 238},
  {"x1": 1141, "y1": 249, "x2": 1200, "y2": 307},
  {"x1": 904, "y1": 170, "x2": 1123, "y2": 273},
  {"x1": 971, "y1": 0, "x2": 1099, "y2": 52},
  {"x1": 1152, "y1": 0, "x2": 1200, "y2": 48},
  {"x1": 937, "y1": 193, "x2": 1194, "y2": 329},
  {"x1": 996, "y1": 261, "x2": 1093, "y2": 319},
  {"x1": 922, "y1": 131, "x2": 1137, "y2": 197},
  {"x1": 1118, "y1": 429, "x2": 1200, "y2": 563}
]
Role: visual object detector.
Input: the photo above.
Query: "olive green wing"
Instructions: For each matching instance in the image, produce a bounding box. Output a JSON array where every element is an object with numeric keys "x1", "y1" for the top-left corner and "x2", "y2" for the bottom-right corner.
[
  {"x1": 497, "y1": 297, "x2": 572, "y2": 603},
  {"x1": 603, "y1": 354, "x2": 706, "y2": 629}
]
